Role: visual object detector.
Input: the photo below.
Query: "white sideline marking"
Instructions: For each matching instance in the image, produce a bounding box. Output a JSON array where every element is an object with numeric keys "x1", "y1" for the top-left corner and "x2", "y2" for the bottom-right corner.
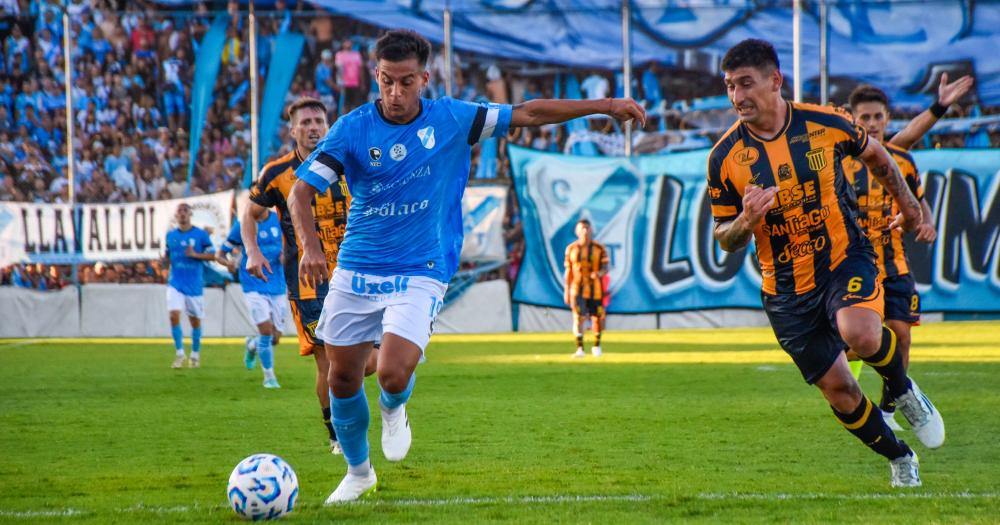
[
  {"x1": 371, "y1": 494, "x2": 653, "y2": 507},
  {"x1": 0, "y1": 509, "x2": 83, "y2": 518},
  {"x1": 697, "y1": 491, "x2": 1000, "y2": 501}
]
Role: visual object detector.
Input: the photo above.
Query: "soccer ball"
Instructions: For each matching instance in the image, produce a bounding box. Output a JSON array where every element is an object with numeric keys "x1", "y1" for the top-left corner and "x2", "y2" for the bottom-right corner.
[{"x1": 227, "y1": 453, "x2": 299, "y2": 520}]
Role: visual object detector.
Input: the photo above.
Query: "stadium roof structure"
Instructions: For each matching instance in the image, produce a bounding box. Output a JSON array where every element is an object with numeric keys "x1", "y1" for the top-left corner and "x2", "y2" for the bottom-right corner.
[{"x1": 315, "y1": 0, "x2": 998, "y2": 106}]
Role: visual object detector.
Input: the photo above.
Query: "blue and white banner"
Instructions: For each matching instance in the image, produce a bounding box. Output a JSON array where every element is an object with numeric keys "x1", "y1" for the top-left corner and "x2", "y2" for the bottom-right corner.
[
  {"x1": 509, "y1": 145, "x2": 1000, "y2": 313},
  {"x1": 461, "y1": 185, "x2": 508, "y2": 263}
]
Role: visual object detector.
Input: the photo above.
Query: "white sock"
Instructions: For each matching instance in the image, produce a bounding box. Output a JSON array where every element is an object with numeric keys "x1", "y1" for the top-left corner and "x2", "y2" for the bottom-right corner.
[
  {"x1": 380, "y1": 400, "x2": 403, "y2": 418},
  {"x1": 263, "y1": 368, "x2": 276, "y2": 380},
  {"x1": 191, "y1": 351, "x2": 200, "y2": 359},
  {"x1": 175, "y1": 349, "x2": 185, "y2": 357},
  {"x1": 347, "y1": 459, "x2": 371, "y2": 477}
]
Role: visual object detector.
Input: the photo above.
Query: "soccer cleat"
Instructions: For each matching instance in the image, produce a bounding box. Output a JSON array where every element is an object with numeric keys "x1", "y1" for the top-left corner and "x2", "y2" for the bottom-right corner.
[
  {"x1": 895, "y1": 379, "x2": 945, "y2": 448},
  {"x1": 171, "y1": 355, "x2": 186, "y2": 369},
  {"x1": 189, "y1": 355, "x2": 200, "y2": 368},
  {"x1": 883, "y1": 409, "x2": 904, "y2": 432},
  {"x1": 244, "y1": 336, "x2": 257, "y2": 370},
  {"x1": 381, "y1": 405, "x2": 412, "y2": 462},
  {"x1": 324, "y1": 467, "x2": 377, "y2": 504},
  {"x1": 889, "y1": 450, "x2": 921, "y2": 488},
  {"x1": 573, "y1": 348, "x2": 585, "y2": 358},
  {"x1": 263, "y1": 378, "x2": 281, "y2": 389},
  {"x1": 591, "y1": 345, "x2": 603, "y2": 357},
  {"x1": 330, "y1": 439, "x2": 343, "y2": 455}
]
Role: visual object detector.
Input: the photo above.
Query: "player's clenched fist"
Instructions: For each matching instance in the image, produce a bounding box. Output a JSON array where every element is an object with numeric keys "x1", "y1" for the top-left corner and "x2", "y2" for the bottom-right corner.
[{"x1": 742, "y1": 185, "x2": 778, "y2": 227}]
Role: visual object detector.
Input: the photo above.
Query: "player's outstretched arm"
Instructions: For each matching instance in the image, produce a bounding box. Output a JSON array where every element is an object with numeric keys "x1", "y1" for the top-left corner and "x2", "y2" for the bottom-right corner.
[
  {"x1": 859, "y1": 140, "x2": 921, "y2": 232},
  {"x1": 510, "y1": 98, "x2": 646, "y2": 129},
  {"x1": 889, "y1": 73, "x2": 974, "y2": 150},
  {"x1": 288, "y1": 179, "x2": 329, "y2": 288},
  {"x1": 713, "y1": 185, "x2": 777, "y2": 252},
  {"x1": 241, "y1": 200, "x2": 271, "y2": 281}
]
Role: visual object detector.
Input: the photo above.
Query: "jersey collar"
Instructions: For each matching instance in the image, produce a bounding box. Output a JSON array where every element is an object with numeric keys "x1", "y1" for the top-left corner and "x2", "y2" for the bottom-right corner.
[
  {"x1": 375, "y1": 98, "x2": 425, "y2": 126},
  {"x1": 743, "y1": 100, "x2": 793, "y2": 143}
]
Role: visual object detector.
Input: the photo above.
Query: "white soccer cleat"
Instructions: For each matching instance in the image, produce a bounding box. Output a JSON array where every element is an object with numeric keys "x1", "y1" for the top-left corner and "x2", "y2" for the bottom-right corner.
[
  {"x1": 883, "y1": 409, "x2": 904, "y2": 432},
  {"x1": 381, "y1": 404, "x2": 412, "y2": 462},
  {"x1": 573, "y1": 348, "x2": 585, "y2": 358},
  {"x1": 890, "y1": 450, "x2": 921, "y2": 488},
  {"x1": 171, "y1": 355, "x2": 186, "y2": 369},
  {"x1": 189, "y1": 355, "x2": 200, "y2": 368},
  {"x1": 324, "y1": 467, "x2": 377, "y2": 504},
  {"x1": 591, "y1": 345, "x2": 603, "y2": 357},
  {"x1": 895, "y1": 379, "x2": 944, "y2": 448},
  {"x1": 330, "y1": 439, "x2": 343, "y2": 455}
]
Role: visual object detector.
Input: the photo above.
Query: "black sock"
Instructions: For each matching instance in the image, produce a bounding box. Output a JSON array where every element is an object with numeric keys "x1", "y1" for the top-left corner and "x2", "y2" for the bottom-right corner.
[
  {"x1": 860, "y1": 327, "x2": 911, "y2": 399},
  {"x1": 832, "y1": 396, "x2": 910, "y2": 460},
  {"x1": 594, "y1": 332, "x2": 601, "y2": 346},
  {"x1": 322, "y1": 406, "x2": 337, "y2": 441},
  {"x1": 878, "y1": 381, "x2": 896, "y2": 413},
  {"x1": 575, "y1": 335, "x2": 583, "y2": 348}
]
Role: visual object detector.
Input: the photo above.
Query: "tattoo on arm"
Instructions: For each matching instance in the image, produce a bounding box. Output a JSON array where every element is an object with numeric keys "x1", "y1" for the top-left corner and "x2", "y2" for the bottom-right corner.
[
  {"x1": 714, "y1": 216, "x2": 754, "y2": 252},
  {"x1": 871, "y1": 161, "x2": 920, "y2": 217}
]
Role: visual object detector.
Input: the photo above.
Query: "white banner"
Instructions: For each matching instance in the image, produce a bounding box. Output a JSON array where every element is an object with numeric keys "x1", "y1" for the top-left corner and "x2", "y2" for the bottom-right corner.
[
  {"x1": 460, "y1": 185, "x2": 508, "y2": 262},
  {"x1": 0, "y1": 191, "x2": 234, "y2": 265}
]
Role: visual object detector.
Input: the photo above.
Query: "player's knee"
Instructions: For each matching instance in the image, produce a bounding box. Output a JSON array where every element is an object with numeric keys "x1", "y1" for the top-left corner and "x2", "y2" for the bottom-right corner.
[
  {"x1": 841, "y1": 325, "x2": 880, "y2": 355},
  {"x1": 822, "y1": 377, "x2": 863, "y2": 412},
  {"x1": 377, "y1": 367, "x2": 410, "y2": 394}
]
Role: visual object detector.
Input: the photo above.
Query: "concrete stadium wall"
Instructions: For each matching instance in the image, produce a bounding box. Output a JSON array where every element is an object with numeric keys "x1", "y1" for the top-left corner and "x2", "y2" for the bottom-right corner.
[
  {"x1": 0, "y1": 286, "x2": 80, "y2": 338},
  {"x1": 436, "y1": 280, "x2": 512, "y2": 333}
]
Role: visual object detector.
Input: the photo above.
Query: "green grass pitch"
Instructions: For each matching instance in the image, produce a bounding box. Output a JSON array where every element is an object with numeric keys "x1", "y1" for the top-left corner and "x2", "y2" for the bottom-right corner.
[{"x1": 1, "y1": 321, "x2": 998, "y2": 523}]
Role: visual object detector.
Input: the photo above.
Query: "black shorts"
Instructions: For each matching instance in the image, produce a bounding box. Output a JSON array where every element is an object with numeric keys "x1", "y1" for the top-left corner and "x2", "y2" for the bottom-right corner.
[
  {"x1": 573, "y1": 295, "x2": 605, "y2": 318},
  {"x1": 883, "y1": 273, "x2": 920, "y2": 324},
  {"x1": 289, "y1": 297, "x2": 325, "y2": 356},
  {"x1": 761, "y1": 249, "x2": 885, "y2": 384}
]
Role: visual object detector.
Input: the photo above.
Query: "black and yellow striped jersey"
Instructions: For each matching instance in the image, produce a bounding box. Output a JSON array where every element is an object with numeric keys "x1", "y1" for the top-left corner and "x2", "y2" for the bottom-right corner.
[
  {"x1": 842, "y1": 142, "x2": 924, "y2": 279},
  {"x1": 248, "y1": 150, "x2": 351, "y2": 300},
  {"x1": 707, "y1": 101, "x2": 872, "y2": 296},
  {"x1": 564, "y1": 240, "x2": 609, "y2": 300}
]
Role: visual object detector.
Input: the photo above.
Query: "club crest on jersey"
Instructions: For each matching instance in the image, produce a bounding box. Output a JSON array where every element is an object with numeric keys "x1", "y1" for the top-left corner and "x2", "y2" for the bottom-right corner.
[
  {"x1": 368, "y1": 147, "x2": 382, "y2": 167},
  {"x1": 417, "y1": 126, "x2": 435, "y2": 149},
  {"x1": 734, "y1": 146, "x2": 759, "y2": 166},
  {"x1": 778, "y1": 163, "x2": 793, "y2": 182},
  {"x1": 391, "y1": 143, "x2": 407, "y2": 161},
  {"x1": 806, "y1": 148, "x2": 827, "y2": 172}
]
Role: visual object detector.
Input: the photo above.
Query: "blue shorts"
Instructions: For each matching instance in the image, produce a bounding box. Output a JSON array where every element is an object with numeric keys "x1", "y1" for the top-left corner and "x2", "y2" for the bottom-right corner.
[
  {"x1": 762, "y1": 248, "x2": 884, "y2": 384},
  {"x1": 163, "y1": 90, "x2": 186, "y2": 116}
]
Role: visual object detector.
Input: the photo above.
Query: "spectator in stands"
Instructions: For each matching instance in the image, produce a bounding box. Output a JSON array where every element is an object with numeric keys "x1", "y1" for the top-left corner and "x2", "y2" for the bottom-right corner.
[
  {"x1": 315, "y1": 48, "x2": 336, "y2": 110},
  {"x1": 335, "y1": 38, "x2": 363, "y2": 112}
]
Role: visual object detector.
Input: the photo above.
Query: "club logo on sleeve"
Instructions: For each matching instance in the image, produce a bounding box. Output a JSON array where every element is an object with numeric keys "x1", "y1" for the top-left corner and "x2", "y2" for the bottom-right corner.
[
  {"x1": 368, "y1": 147, "x2": 382, "y2": 167},
  {"x1": 417, "y1": 126, "x2": 436, "y2": 149},
  {"x1": 390, "y1": 143, "x2": 407, "y2": 161}
]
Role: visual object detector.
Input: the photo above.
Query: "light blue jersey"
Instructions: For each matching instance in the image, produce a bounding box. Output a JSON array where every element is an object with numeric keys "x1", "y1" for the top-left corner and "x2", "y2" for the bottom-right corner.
[
  {"x1": 298, "y1": 97, "x2": 512, "y2": 282},
  {"x1": 166, "y1": 226, "x2": 214, "y2": 296},
  {"x1": 220, "y1": 213, "x2": 286, "y2": 296}
]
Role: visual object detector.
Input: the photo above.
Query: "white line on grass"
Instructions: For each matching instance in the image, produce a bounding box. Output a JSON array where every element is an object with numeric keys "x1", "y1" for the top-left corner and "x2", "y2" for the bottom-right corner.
[
  {"x1": 0, "y1": 509, "x2": 84, "y2": 518},
  {"x1": 697, "y1": 491, "x2": 1000, "y2": 501},
  {"x1": 371, "y1": 494, "x2": 654, "y2": 507}
]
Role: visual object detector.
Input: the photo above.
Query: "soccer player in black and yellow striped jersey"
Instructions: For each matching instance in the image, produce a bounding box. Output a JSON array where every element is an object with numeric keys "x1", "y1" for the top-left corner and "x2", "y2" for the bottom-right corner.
[
  {"x1": 844, "y1": 78, "x2": 972, "y2": 429},
  {"x1": 563, "y1": 219, "x2": 609, "y2": 357},
  {"x1": 242, "y1": 97, "x2": 376, "y2": 456},
  {"x1": 706, "y1": 39, "x2": 943, "y2": 488}
]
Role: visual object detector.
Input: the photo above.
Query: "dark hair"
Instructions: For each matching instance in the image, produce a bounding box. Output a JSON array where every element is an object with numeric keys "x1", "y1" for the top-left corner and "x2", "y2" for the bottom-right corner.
[
  {"x1": 286, "y1": 97, "x2": 327, "y2": 121},
  {"x1": 848, "y1": 84, "x2": 889, "y2": 111},
  {"x1": 721, "y1": 39, "x2": 779, "y2": 73},
  {"x1": 375, "y1": 29, "x2": 431, "y2": 67},
  {"x1": 577, "y1": 218, "x2": 592, "y2": 227}
]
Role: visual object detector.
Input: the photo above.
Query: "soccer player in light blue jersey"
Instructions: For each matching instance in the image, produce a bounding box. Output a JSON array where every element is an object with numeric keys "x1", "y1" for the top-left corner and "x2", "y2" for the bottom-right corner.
[
  {"x1": 217, "y1": 208, "x2": 288, "y2": 389},
  {"x1": 288, "y1": 29, "x2": 645, "y2": 503},
  {"x1": 165, "y1": 203, "x2": 216, "y2": 369}
]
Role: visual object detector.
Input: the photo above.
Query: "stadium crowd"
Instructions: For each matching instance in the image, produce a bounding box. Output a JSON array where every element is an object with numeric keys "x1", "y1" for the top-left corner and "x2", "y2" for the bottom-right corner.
[{"x1": 1, "y1": 1, "x2": 998, "y2": 289}]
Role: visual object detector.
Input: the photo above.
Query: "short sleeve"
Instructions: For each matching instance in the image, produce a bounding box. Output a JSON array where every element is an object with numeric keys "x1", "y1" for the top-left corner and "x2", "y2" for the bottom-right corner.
[
  {"x1": 248, "y1": 173, "x2": 278, "y2": 208},
  {"x1": 707, "y1": 151, "x2": 741, "y2": 223},
  {"x1": 221, "y1": 220, "x2": 242, "y2": 253},
  {"x1": 297, "y1": 116, "x2": 349, "y2": 192},
  {"x1": 443, "y1": 98, "x2": 513, "y2": 145},
  {"x1": 200, "y1": 229, "x2": 215, "y2": 253},
  {"x1": 830, "y1": 108, "x2": 869, "y2": 158},
  {"x1": 599, "y1": 245, "x2": 610, "y2": 267},
  {"x1": 899, "y1": 153, "x2": 924, "y2": 201}
]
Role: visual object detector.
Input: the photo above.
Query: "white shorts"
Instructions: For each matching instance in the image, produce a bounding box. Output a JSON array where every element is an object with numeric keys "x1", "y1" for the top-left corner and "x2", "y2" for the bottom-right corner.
[
  {"x1": 316, "y1": 268, "x2": 447, "y2": 352},
  {"x1": 244, "y1": 291, "x2": 289, "y2": 329},
  {"x1": 166, "y1": 286, "x2": 205, "y2": 319}
]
